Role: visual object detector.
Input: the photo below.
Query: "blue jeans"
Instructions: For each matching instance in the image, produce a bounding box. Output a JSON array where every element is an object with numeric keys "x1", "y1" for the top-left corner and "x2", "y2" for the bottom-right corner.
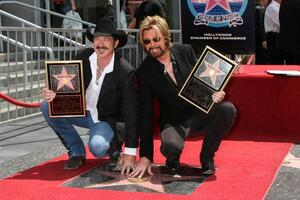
[{"x1": 40, "y1": 101, "x2": 114, "y2": 158}]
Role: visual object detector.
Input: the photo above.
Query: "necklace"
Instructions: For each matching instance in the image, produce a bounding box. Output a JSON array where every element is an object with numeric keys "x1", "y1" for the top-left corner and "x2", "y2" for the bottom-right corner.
[
  {"x1": 164, "y1": 61, "x2": 177, "y2": 85},
  {"x1": 95, "y1": 67, "x2": 104, "y2": 85}
]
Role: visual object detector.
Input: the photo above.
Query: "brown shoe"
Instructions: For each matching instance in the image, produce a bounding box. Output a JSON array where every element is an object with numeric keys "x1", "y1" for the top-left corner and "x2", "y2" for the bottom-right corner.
[{"x1": 63, "y1": 156, "x2": 86, "y2": 170}]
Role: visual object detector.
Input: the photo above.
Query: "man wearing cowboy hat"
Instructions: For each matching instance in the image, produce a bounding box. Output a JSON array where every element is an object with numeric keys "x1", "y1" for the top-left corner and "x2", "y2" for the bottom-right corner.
[{"x1": 41, "y1": 17, "x2": 138, "y2": 174}]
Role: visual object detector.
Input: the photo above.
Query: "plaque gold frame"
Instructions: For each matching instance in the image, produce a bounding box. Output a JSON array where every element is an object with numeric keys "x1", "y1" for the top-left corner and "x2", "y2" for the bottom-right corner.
[
  {"x1": 45, "y1": 60, "x2": 86, "y2": 117},
  {"x1": 178, "y1": 46, "x2": 238, "y2": 114}
]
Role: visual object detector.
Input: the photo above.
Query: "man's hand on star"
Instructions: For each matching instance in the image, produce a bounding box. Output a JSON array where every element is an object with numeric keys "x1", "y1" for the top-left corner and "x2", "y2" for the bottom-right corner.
[
  {"x1": 120, "y1": 154, "x2": 136, "y2": 175},
  {"x1": 129, "y1": 157, "x2": 153, "y2": 178},
  {"x1": 212, "y1": 91, "x2": 225, "y2": 103}
]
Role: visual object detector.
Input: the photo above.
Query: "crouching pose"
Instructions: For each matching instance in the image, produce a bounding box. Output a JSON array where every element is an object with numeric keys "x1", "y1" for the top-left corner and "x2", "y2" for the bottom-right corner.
[{"x1": 41, "y1": 18, "x2": 138, "y2": 173}]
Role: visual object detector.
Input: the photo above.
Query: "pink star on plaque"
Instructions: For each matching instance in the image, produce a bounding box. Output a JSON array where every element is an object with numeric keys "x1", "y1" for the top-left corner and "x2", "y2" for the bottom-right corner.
[
  {"x1": 205, "y1": 0, "x2": 231, "y2": 14},
  {"x1": 52, "y1": 67, "x2": 76, "y2": 91},
  {"x1": 199, "y1": 60, "x2": 226, "y2": 86}
]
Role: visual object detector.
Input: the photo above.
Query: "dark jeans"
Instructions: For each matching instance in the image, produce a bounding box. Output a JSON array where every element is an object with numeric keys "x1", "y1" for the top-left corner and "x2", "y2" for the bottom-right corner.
[
  {"x1": 160, "y1": 101, "x2": 236, "y2": 164},
  {"x1": 40, "y1": 101, "x2": 114, "y2": 158}
]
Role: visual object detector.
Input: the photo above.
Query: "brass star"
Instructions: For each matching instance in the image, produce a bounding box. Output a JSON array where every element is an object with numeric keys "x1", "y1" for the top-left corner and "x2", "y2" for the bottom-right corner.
[
  {"x1": 199, "y1": 60, "x2": 226, "y2": 86},
  {"x1": 85, "y1": 164, "x2": 203, "y2": 193},
  {"x1": 282, "y1": 153, "x2": 300, "y2": 169},
  {"x1": 52, "y1": 67, "x2": 76, "y2": 91}
]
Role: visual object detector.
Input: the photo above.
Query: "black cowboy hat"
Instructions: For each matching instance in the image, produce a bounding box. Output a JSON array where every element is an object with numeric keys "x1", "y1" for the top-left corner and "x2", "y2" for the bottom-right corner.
[{"x1": 86, "y1": 17, "x2": 127, "y2": 48}]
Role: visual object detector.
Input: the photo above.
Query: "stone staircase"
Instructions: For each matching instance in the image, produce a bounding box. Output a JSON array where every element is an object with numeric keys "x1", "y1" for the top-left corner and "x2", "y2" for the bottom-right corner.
[{"x1": 0, "y1": 53, "x2": 45, "y2": 122}]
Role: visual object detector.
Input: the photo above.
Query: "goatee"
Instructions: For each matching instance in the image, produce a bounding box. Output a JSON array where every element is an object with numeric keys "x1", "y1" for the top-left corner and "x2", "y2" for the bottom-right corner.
[{"x1": 147, "y1": 47, "x2": 164, "y2": 58}]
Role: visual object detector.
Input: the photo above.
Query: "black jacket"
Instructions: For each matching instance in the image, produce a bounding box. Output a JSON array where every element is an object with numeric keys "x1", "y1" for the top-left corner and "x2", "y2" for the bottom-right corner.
[
  {"x1": 136, "y1": 44, "x2": 197, "y2": 161},
  {"x1": 76, "y1": 48, "x2": 138, "y2": 148},
  {"x1": 255, "y1": 3, "x2": 266, "y2": 51},
  {"x1": 279, "y1": 0, "x2": 300, "y2": 55}
]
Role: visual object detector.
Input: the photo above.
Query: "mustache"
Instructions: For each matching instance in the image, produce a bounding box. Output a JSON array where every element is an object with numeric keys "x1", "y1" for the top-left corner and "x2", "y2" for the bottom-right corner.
[
  {"x1": 149, "y1": 47, "x2": 163, "y2": 53},
  {"x1": 95, "y1": 46, "x2": 108, "y2": 50}
]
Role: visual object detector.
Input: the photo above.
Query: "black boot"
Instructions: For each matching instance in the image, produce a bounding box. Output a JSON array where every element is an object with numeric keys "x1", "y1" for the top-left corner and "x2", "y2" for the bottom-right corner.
[
  {"x1": 63, "y1": 156, "x2": 86, "y2": 170},
  {"x1": 107, "y1": 132, "x2": 123, "y2": 163},
  {"x1": 165, "y1": 157, "x2": 181, "y2": 174},
  {"x1": 200, "y1": 159, "x2": 215, "y2": 175}
]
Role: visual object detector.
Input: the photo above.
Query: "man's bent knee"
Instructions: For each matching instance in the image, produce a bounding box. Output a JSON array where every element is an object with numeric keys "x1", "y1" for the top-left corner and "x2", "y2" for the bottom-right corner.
[
  {"x1": 89, "y1": 135, "x2": 109, "y2": 157},
  {"x1": 216, "y1": 101, "x2": 237, "y2": 120},
  {"x1": 221, "y1": 101, "x2": 237, "y2": 121},
  {"x1": 161, "y1": 141, "x2": 183, "y2": 159}
]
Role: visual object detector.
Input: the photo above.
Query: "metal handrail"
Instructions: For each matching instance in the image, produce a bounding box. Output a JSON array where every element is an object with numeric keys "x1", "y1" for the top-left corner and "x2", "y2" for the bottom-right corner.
[
  {"x1": 0, "y1": 0, "x2": 95, "y2": 28},
  {"x1": 0, "y1": 34, "x2": 54, "y2": 60},
  {"x1": 0, "y1": 9, "x2": 86, "y2": 48}
]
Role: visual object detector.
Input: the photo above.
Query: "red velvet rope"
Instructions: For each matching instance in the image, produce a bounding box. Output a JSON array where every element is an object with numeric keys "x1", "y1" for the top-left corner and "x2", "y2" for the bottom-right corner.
[{"x1": 0, "y1": 92, "x2": 41, "y2": 108}]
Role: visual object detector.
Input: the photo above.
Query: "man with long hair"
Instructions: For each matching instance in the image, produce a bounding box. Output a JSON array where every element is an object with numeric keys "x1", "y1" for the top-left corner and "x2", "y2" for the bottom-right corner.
[{"x1": 131, "y1": 16, "x2": 236, "y2": 178}]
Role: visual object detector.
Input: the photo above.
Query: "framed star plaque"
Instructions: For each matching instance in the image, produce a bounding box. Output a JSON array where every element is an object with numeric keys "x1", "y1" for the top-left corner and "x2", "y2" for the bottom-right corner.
[
  {"x1": 45, "y1": 60, "x2": 86, "y2": 117},
  {"x1": 178, "y1": 46, "x2": 238, "y2": 114}
]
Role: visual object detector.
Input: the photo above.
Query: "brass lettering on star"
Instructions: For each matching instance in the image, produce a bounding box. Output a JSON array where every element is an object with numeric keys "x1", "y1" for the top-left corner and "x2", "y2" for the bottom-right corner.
[{"x1": 63, "y1": 162, "x2": 209, "y2": 194}]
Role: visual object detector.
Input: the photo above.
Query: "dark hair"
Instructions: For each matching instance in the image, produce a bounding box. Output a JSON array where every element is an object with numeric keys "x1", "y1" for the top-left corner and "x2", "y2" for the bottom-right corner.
[
  {"x1": 96, "y1": 1, "x2": 114, "y2": 21},
  {"x1": 135, "y1": 0, "x2": 167, "y2": 29}
]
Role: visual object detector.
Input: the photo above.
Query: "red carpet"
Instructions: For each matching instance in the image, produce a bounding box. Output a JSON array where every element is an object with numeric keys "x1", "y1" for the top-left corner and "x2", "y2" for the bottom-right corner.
[{"x1": 0, "y1": 139, "x2": 291, "y2": 200}]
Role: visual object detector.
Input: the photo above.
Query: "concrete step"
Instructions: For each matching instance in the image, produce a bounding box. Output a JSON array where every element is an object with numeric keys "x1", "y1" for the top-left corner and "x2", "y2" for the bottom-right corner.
[
  {"x1": 0, "y1": 69, "x2": 46, "y2": 87},
  {"x1": 0, "y1": 81, "x2": 45, "y2": 101},
  {"x1": 0, "y1": 60, "x2": 45, "y2": 73},
  {"x1": 0, "y1": 59, "x2": 46, "y2": 123},
  {"x1": 0, "y1": 106, "x2": 41, "y2": 122},
  {"x1": 0, "y1": 52, "x2": 49, "y2": 63},
  {"x1": 0, "y1": 53, "x2": 24, "y2": 62},
  {"x1": 0, "y1": 95, "x2": 41, "y2": 122},
  {"x1": 0, "y1": 49, "x2": 76, "y2": 63},
  {"x1": 0, "y1": 96, "x2": 41, "y2": 109}
]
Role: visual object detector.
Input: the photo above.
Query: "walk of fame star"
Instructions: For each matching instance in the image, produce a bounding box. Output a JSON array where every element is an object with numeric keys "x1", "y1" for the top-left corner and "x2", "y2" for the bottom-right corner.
[
  {"x1": 63, "y1": 163, "x2": 208, "y2": 194},
  {"x1": 52, "y1": 67, "x2": 76, "y2": 91},
  {"x1": 282, "y1": 153, "x2": 300, "y2": 169},
  {"x1": 205, "y1": 0, "x2": 231, "y2": 14},
  {"x1": 199, "y1": 60, "x2": 226, "y2": 86}
]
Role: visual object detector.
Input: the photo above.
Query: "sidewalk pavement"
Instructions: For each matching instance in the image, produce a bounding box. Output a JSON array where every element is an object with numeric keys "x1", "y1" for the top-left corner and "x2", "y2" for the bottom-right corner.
[
  {"x1": 0, "y1": 115, "x2": 299, "y2": 199},
  {"x1": 0, "y1": 114, "x2": 88, "y2": 178}
]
